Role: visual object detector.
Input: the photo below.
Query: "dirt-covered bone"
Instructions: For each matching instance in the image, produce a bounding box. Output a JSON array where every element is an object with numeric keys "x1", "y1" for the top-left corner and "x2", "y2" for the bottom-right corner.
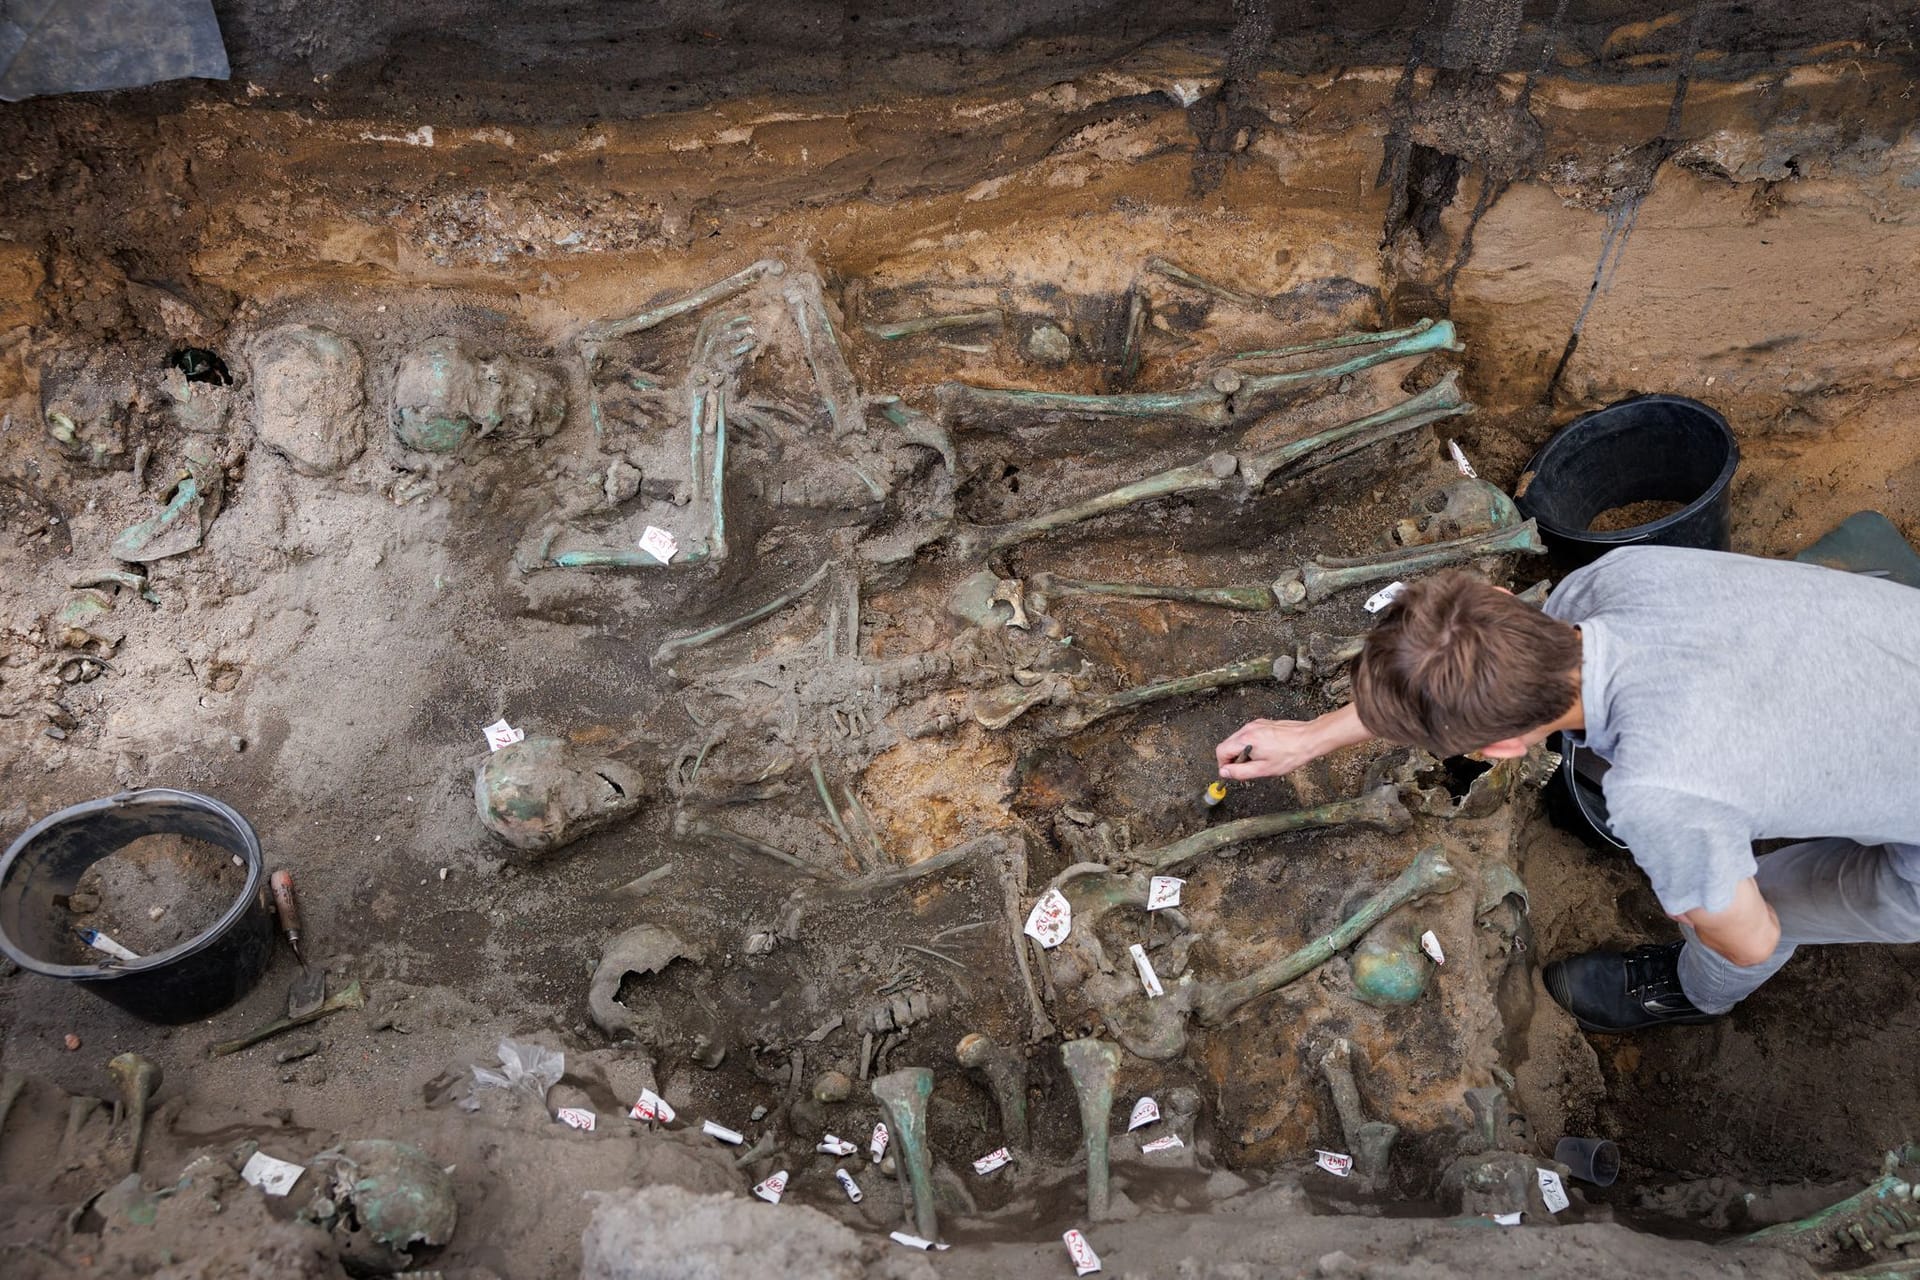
[
  {"x1": 322, "y1": 1138, "x2": 459, "y2": 1273},
  {"x1": 1061, "y1": 1037, "x2": 1123, "y2": 1220},
  {"x1": 1231, "y1": 317, "x2": 1445, "y2": 363},
  {"x1": 1241, "y1": 371, "x2": 1473, "y2": 490},
  {"x1": 1745, "y1": 1151, "x2": 1920, "y2": 1258},
  {"x1": 651, "y1": 561, "x2": 832, "y2": 667},
  {"x1": 1280, "y1": 519, "x2": 1547, "y2": 608},
  {"x1": 106, "y1": 1051, "x2": 160, "y2": 1173},
  {"x1": 391, "y1": 336, "x2": 565, "y2": 454},
  {"x1": 475, "y1": 738, "x2": 647, "y2": 853},
  {"x1": 579, "y1": 258, "x2": 785, "y2": 343},
  {"x1": 1045, "y1": 654, "x2": 1295, "y2": 735},
  {"x1": 1028, "y1": 573, "x2": 1278, "y2": 611},
  {"x1": 1319, "y1": 1038, "x2": 1399, "y2": 1183},
  {"x1": 956, "y1": 1032, "x2": 1030, "y2": 1151},
  {"x1": 1124, "y1": 785, "x2": 1412, "y2": 874},
  {"x1": 1394, "y1": 476, "x2": 1520, "y2": 547},
  {"x1": 783, "y1": 269, "x2": 867, "y2": 440},
  {"x1": 588, "y1": 924, "x2": 703, "y2": 1038},
  {"x1": 948, "y1": 452, "x2": 1239, "y2": 560},
  {"x1": 871, "y1": 1067, "x2": 939, "y2": 1241},
  {"x1": 938, "y1": 319, "x2": 1461, "y2": 427}
]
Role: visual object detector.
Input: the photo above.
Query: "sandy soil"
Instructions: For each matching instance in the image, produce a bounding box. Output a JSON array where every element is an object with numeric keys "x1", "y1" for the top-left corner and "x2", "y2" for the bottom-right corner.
[{"x1": 0, "y1": 13, "x2": 1916, "y2": 1279}]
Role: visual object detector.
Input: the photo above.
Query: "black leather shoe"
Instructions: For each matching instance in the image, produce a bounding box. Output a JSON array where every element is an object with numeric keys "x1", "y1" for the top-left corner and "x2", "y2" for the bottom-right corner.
[{"x1": 1543, "y1": 940, "x2": 1720, "y2": 1033}]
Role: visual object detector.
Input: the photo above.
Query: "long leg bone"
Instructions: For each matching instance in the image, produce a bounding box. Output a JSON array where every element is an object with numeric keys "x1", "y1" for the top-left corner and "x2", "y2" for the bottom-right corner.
[
  {"x1": 1320, "y1": 1038, "x2": 1398, "y2": 1181},
  {"x1": 1194, "y1": 846, "x2": 1460, "y2": 1025},
  {"x1": 956, "y1": 1033, "x2": 1029, "y2": 1150},
  {"x1": 55, "y1": 1096, "x2": 99, "y2": 1174},
  {"x1": 1232, "y1": 317, "x2": 1443, "y2": 362},
  {"x1": 864, "y1": 310, "x2": 1003, "y2": 340},
  {"x1": 999, "y1": 843, "x2": 1056, "y2": 1043},
  {"x1": 1126, "y1": 785, "x2": 1412, "y2": 874},
  {"x1": 1145, "y1": 256, "x2": 1262, "y2": 309},
  {"x1": 784, "y1": 272, "x2": 866, "y2": 439},
  {"x1": 938, "y1": 321, "x2": 1460, "y2": 427},
  {"x1": 871, "y1": 1068, "x2": 939, "y2": 1241},
  {"x1": 1029, "y1": 573, "x2": 1277, "y2": 612},
  {"x1": 652, "y1": 562, "x2": 832, "y2": 667},
  {"x1": 580, "y1": 259, "x2": 785, "y2": 342},
  {"x1": 1282, "y1": 519, "x2": 1546, "y2": 606},
  {"x1": 106, "y1": 1052, "x2": 162, "y2": 1173},
  {"x1": 1049, "y1": 653, "x2": 1294, "y2": 734},
  {"x1": 673, "y1": 811, "x2": 837, "y2": 882},
  {"x1": 1061, "y1": 1038, "x2": 1123, "y2": 1220},
  {"x1": 949, "y1": 453, "x2": 1238, "y2": 560},
  {"x1": 1242, "y1": 371, "x2": 1472, "y2": 490}
]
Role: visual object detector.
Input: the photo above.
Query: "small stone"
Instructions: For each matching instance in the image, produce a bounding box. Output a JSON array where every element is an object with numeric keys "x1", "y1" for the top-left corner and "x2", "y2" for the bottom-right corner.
[
  {"x1": 1317, "y1": 1251, "x2": 1361, "y2": 1279},
  {"x1": 1025, "y1": 322, "x2": 1073, "y2": 365},
  {"x1": 438, "y1": 867, "x2": 448, "y2": 881},
  {"x1": 231, "y1": 735, "x2": 246, "y2": 752},
  {"x1": 275, "y1": 1037, "x2": 322, "y2": 1064},
  {"x1": 148, "y1": 905, "x2": 166, "y2": 921},
  {"x1": 811, "y1": 1070, "x2": 853, "y2": 1104},
  {"x1": 43, "y1": 727, "x2": 66, "y2": 741},
  {"x1": 750, "y1": 1105, "x2": 768, "y2": 1122},
  {"x1": 63, "y1": 1033, "x2": 81, "y2": 1051}
]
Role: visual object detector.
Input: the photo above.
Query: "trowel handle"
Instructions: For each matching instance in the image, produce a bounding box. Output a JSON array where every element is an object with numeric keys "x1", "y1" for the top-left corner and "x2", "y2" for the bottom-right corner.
[{"x1": 268, "y1": 868, "x2": 302, "y2": 944}]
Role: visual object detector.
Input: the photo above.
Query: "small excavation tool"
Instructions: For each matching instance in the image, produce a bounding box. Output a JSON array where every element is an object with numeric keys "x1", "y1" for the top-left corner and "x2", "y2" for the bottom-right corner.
[
  {"x1": 270, "y1": 869, "x2": 325, "y2": 1017},
  {"x1": 1203, "y1": 745, "x2": 1254, "y2": 812}
]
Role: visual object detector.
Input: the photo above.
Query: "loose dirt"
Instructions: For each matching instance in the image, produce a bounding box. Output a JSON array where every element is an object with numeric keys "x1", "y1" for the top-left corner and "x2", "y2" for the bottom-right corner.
[
  {"x1": 1586, "y1": 499, "x2": 1686, "y2": 533},
  {"x1": 66, "y1": 834, "x2": 242, "y2": 958}
]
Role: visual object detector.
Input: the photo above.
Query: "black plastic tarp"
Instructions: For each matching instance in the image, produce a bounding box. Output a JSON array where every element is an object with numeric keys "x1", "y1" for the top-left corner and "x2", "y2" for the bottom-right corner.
[{"x1": 1, "y1": 0, "x2": 229, "y2": 102}]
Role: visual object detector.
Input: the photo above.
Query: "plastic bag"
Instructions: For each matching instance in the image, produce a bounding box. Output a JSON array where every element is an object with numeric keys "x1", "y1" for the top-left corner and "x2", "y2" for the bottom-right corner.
[{"x1": 470, "y1": 1038, "x2": 564, "y2": 1108}]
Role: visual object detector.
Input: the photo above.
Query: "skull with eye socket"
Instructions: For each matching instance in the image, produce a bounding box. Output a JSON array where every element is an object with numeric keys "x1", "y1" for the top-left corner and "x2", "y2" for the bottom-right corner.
[{"x1": 1394, "y1": 477, "x2": 1520, "y2": 548}]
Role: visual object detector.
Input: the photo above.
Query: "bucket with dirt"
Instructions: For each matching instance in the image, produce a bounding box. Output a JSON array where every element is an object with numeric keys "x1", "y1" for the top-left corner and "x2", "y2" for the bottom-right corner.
[
  {"x1": 1515, "y1": 393, "x2": 1739, "y2": 574},
  {"x1": 0, "y1": 789, "x2": 276, "y2": 1023}
]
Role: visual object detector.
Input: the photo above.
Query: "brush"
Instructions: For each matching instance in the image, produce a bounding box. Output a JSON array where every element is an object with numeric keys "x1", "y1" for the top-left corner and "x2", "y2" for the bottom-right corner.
[{"x1": 1201, "y1": 745, "x2": 1253, "y2": 813}]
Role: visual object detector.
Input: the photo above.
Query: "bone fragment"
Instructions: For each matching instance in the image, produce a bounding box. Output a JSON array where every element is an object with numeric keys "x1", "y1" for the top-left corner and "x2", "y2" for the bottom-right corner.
[
  {"x1": 835, "y1": 833, "x2": 1000, "y2": 895},
  {"x1": 106, "y1": 1052, "x2": 162, "y2": 1174},
  {"x1": 1116, "y1": 287, "x2": 1148, "y2": 386},
  {"x1": 1051, "y1": 653, "x2": 1293, "y2": 734},
  {"x1": 810, "y1": 758, "x2": 855, "y2": 850},
  {"x1": 652, "y1": 561, "x2": 832, "y2": 667},
  {"x1": 1242, "y1": 371, "x2": 1473, "y2": 490},
  {"x1": 1129, "y1": 785, "x2": 1411, "y2": 874},
  {"x1": 991, "y1": 579, "x2": 1029, "y2": 628},
  {"x1": 784, "y1": 272, "x2": 866, "y2": 439},
  {"x1": 210, "y1": 981, "x2": 366, "y2": 1057},
  {"x1": 876, "y1": 399, "x2": 959, "y2": 474},
  {"x1": 999, "y1": 843, "x2": 1056, "y2": 1042},
  {"x1": 732, "y1": 1130, "x2": 777, "y2": 1167},
  {"x1": 950, "y1": 453, "x2": 1238, "y2": 559},
  {"x1": 940, "y1": 321, "x2": 1460, "y2": 428},
  {"x1": 589, "y1": 924, "x2": 702, "y2": 1037},
  {"x1": 865, "y1": 310, "x2": 1002, "y2": 340},
  {"x1": 1289, "y1": 519, "x2": 1545, "y2": 606},
  {"x1": 673, "y1": 811, "x2": 836, "y2": 881},
  {"x1": 1194, "y1": 846, "x2": 1460, "y2": 1025},
  {"x1": 956, "y1": 1032, "x2": 1029, "y2": 1150},
  {"x1": 1232, "y1": 317, "x2": 1443, "y2": 362},
  {"x1": 1061, "y1": 1038, "x2": 1122, "y2": 1220},
  {"x1": 57, "y1": 1096, "x2": 99, "y2": 1172},
  {"x1": 580, "y1": 259, "x2": 785, "y2": 342},
  {"x1": 1319, "y1": 1039, "x2": 1398, "y2": 1181},
  {"x1": 871, "y1": 1068, "x2": 939, "y2": 1241},
  {"x1": 1145, "y1": 256, "x2": 1261, "y2": 308}
]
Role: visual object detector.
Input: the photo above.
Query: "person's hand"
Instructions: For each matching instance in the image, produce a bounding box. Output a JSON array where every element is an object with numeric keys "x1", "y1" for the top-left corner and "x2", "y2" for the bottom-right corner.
[{"x1": 1214, "y1": 719, "x2": 1327, "y2": 780}]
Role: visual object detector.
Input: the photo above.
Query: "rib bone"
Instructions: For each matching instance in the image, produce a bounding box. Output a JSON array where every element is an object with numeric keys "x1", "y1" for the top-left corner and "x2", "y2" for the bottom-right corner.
[
  {"x1": 956, "y1": 1032, "x2": 1029, "y2": 1150},
  {"x1": 1060, "y1": 1038, "x2": 1122, "y2": 1220},
  {"x1": 579, "y1": 259, "x2": 785, "y2": 342},
  {"x1": 871, "y1": 1067, "x2": 939, "y2": 1241}
]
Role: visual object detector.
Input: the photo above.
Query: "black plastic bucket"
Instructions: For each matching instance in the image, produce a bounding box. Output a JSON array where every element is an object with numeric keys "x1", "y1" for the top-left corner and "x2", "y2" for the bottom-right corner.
[
  {"x1": 1515, "y1": 394, "x2": 1739, "y2": 574},
  {"x1": 1545, "y1": 732, "x2": 1627, "y2": 853},
  {"x1": 0, "y1": 789, "x2": 275, "y2": 1023}
]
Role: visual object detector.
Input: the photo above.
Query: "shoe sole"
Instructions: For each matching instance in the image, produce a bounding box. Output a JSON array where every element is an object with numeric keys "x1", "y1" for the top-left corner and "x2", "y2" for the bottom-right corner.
[{"x1": 1544, "y1": 960, "x2": 1719, "y2": 1035}]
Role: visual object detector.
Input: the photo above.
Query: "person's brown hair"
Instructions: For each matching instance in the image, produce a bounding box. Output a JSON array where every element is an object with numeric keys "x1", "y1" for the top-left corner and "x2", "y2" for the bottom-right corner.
[{"x1": 1352, "y1": 571, "x2": 1581, "y2": 758}]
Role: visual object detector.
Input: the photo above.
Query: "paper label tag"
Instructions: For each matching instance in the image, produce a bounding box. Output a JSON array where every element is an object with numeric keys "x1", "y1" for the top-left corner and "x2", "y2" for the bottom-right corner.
[
  {"x1": 1064, "y1": 1229, "x2": 1102, "y2": 1275},
  {"x1": 556, "y1": 1107, "x2": 596, "y2": 1131},
  {"x1": 1492, "y1": 1211, "x2": 1524, "y2": 1226},
  {"x1": 1363, "y1": 581, "x2": 1408, "y2": 614},
  {"x1": 1538, "y1": 1168, "x2": 1569, "y2": 1213},
  {"x1": 1315, "y1": 1150, "x2": 1354, "y2": 1177},
  {"x1": 1129, "y1": 943, "x2": 1164, "y2": 998},
  {"x1": 819, "y1": 1135, "x2": 856, "y2": 1156},
  {"x1": 1448, "y1": 439, "x2": 1478, "y2": 478},
  {"x1": 482, "y1": 719, "x2": 525, "y2": 752},
  {"x1": 702, "y1": 1120, "x2": 744, "y2": 1145},
  {"x1": 1147, "y1": 876, "x2": 1184, "y2": 910},
  {"x1": 1142, "y1": 1132, "x2": 1185, "y2": 1154},
  {"x1": 972, "y1": 1147, "x2": 1012, "y2": 1175},
  {"x1": 638, "y1": 525, "x2": 678, "y2": 564},
  {"x1": 870, "y1": 1122, "x2": 889, "y2": 1162},
  {"x1": 836, "y1": 1168, "x2": 863, "y2": 1202},
  {"x1": 1024, "y1": 888, "x2": 1071, "y2": 948},
  {"x1": 240, "y1": 1151, "x2": 305, "y2": 1197},
  {"x1": 630, "y1": 1089, "x2": 676, "y2": 1123},
  {"x1": 1128, "y1": 1097, "x2": 1160, "y2": 1131},
  {"x1": 1420, "y1": 930, "x2": 1445, "y2": 965},
  {"x1": 890, "y1": 1231, "x2": 950, "y2": 1251},
  {"x1": 752, "y1": 1170, "x2": 788, "y2": 1203}
]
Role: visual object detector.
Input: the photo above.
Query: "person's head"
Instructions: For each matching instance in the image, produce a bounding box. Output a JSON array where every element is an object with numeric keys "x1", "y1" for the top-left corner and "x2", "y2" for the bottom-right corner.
[{"x1": 1352, "y1": 571, "x2": 1581, "y2": 760}]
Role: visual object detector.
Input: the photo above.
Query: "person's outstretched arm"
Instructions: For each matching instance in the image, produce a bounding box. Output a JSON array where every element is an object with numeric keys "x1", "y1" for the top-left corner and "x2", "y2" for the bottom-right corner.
[{"x1": 1214, "y1": 703, "x2": 1374, "y2": 780}]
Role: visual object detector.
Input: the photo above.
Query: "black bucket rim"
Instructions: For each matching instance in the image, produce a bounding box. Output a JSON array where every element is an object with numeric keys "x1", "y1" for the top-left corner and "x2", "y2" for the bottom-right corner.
[
  {"x1": 0, "y1": 787, "x2": 265, "y2": 980},
  {"x1": 1522, "y1": 393, "x2": 1740, "y2": 546}
]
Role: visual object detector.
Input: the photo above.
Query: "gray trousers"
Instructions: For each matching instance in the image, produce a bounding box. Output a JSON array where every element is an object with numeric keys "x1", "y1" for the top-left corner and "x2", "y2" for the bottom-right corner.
[{"x1": 1678, "y1": 839, "x2": 1920, "y2": 1014}]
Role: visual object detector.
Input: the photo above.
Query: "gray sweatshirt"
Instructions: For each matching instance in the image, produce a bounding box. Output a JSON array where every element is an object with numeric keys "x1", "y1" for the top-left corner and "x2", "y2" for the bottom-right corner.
[{"x1": 1544, "y1": 546, "x2": 1920, "y2": 915}]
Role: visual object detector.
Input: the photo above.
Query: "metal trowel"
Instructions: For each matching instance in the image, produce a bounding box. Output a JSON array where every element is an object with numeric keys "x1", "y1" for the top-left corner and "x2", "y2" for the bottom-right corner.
[{"x1": 269, "y1": 869, "x2": 325, "y2": 1018}]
